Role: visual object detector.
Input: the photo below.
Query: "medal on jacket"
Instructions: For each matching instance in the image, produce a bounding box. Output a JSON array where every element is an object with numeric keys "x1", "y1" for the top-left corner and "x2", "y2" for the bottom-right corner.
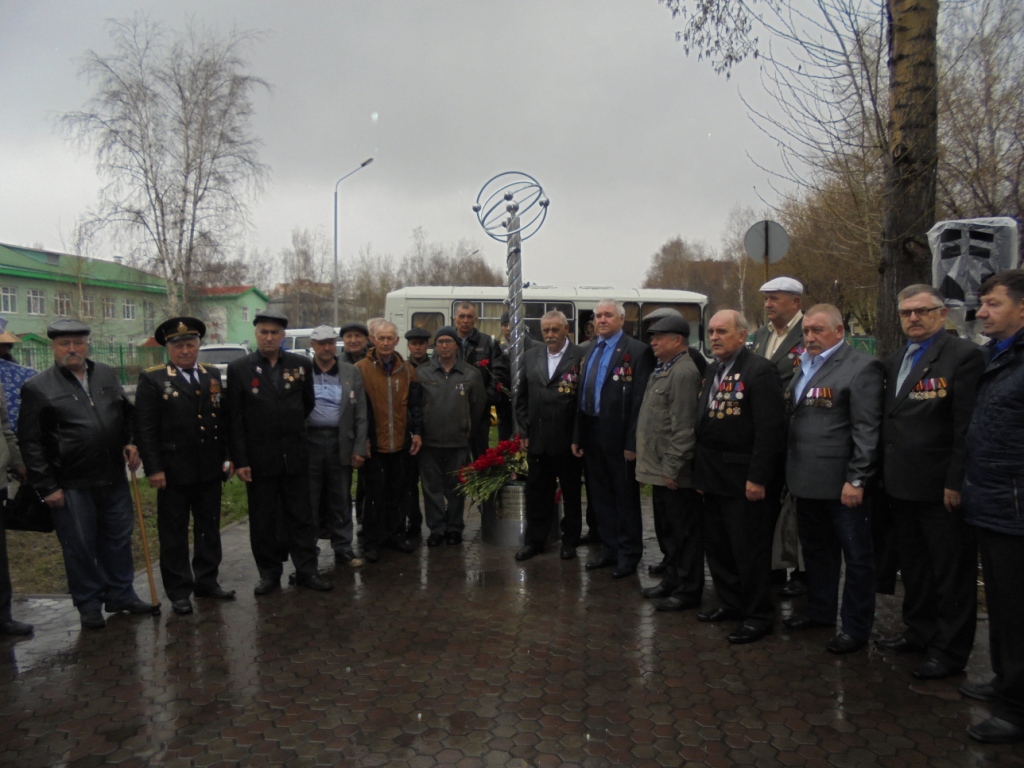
[{"x1": 251, "y1": 376, "x2": 260, "y2": 395}]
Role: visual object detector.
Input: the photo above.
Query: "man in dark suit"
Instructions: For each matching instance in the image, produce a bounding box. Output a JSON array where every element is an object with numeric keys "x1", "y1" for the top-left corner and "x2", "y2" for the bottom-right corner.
[
  {"x1": 135, "y1": 317, "x2": 235, "y2": 615},
  {"x1": 514, "y1": 310, "x2": 585, "y2": 562},
  {"x1": 784, "y1": 304, "x2": 884, "y2": 654},
  {"x1": 876, "y1": 285, "x2": 984, "y2": 679},
  {"x1": 226, "y1": 310, "x2": 331, "y2": 596},
  {"x1": 694, "y1": 310, "x2": 786, "y2": 643},
  {"x1": 572, "y1": 299, "x2": 654, "y2": 578},
  {"x1": 454, "y1": 301, "x2": 510, "y2": 457}
]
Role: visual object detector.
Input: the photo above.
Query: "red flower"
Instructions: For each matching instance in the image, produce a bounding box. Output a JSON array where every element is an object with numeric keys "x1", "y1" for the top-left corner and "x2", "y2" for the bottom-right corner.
[
  {"x1": 496, "y1": 382, "x2": 504, "y2": 392},
  {"x1": 477, "y1": 358, "x2": 490, "y2": 367}
]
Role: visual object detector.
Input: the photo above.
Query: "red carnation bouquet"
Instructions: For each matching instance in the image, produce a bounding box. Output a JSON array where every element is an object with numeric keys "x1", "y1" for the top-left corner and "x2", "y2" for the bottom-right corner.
[{"x1": 455, "y1": 436, "x2": 528, "y2": 503}]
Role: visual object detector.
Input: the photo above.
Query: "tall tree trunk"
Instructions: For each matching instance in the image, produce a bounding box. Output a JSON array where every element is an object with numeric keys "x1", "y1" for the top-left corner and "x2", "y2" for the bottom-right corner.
[{"x1": 876, "y1": 0, "x2": 940, "y2": 357}]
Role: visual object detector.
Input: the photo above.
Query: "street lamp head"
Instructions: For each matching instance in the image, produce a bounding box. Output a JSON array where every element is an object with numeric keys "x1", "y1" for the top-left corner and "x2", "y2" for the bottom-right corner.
[{"x1": 361, "y1": 157, "x2": 374, "y2": 167}]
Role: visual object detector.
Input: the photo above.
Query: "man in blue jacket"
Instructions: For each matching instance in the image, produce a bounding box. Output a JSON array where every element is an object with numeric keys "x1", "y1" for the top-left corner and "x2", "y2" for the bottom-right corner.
[{"x1": 960, "y1": 269, "x2": 1024, "y2": 744}]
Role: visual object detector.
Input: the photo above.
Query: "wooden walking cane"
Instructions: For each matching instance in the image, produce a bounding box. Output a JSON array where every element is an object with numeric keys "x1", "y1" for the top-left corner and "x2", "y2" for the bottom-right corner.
[{"x1": 130, "y1": 471, "x2": 161, "y2": 614}]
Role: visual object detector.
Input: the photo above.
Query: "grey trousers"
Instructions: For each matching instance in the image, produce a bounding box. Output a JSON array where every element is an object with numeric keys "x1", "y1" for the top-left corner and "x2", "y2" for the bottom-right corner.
[{"x1": 420, "y1": 446, "x2": 469, "y2": 534}]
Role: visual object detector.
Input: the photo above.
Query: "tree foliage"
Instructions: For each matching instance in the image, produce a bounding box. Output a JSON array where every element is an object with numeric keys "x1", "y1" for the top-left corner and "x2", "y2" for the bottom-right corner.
[{"x1": 61, "y1": 15, "x2": 269, "y2": 314}]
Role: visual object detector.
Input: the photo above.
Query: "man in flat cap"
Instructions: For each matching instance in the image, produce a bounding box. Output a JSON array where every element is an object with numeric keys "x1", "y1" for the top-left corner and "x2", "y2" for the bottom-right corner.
[
  {"x1": 226, "y1": 310, "x2": 331, "y2": 595},
  {"x1": 402, "y1": 326, "x2": 432, "y2": 538},
  {"x1": 751, "y1": 276, "x2": 807, "y2": 597},
  {"x1": 340, "y1": 321, "x2": 371, "y2": 365},
  {"x1": 635, "y1": 315, "x2": 705, "y2": 612},
  {"x1": 307, "y1": 325, "x2": 368, "y2": 566},
  {"x1": 19, "y1": 319, "x2": 154, "y2": 629},
  {"x1": 134, "y1": 317, "x2": 235, "y2": 615}
]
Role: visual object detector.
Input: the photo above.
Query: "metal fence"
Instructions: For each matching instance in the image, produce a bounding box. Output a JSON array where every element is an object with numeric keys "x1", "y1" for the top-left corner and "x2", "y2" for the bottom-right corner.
[{"x1": 13, "y1": 342, "x2": 166, "y2": 384}]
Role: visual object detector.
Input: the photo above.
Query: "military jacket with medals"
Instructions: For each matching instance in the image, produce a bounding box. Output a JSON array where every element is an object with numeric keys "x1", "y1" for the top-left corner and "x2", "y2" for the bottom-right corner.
[
  {"x1": 226, "y1": 351, "x2": 315, "y2": 478},
  {"x1": 135, "y1": 362, "x2": 228, "y2": 486}
]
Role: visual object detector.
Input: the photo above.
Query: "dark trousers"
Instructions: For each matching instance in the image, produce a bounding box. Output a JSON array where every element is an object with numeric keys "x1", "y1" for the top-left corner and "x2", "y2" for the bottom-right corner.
[
  {"x1": 420, "y1": 446, "x2": 469, "y2": 534},
  {"x1": 0, "y1": 490, "x2": 13, "y2": 621},
  {"x1": 364, "y1": 451, "x2": 406, "y2": 547},
  {"x1": 402, "y1": 450, "x2": 423, "y2": 534},
  {"x1": 156, "y1": 479, "x2": 223, "y2": 600},
  {"x1": 581, "y1": 428, "x2": 642, "y2": 570},
  {"x1": 702, "y1": 493, "x2": 773, "y2": 627},
  {"x1": 796, "y1": 497, "x2": 876, "y2": 640},
  {"x1": 524, "y1": 451, "x2": 583, "y2": 548},
  {"x1": 246, "y1": 474, "x2": 318, "y2": 581},
  {"x1": 890, "y1": 497, "x2": 977, "y2": 667},
  {"x1": 471, "y1": 419, "x2": 490, "y2": 460},
  {"x1": 308, "y1": 429, "x2": 355, "y2": 556},
  {"x1": 976, "y1": 526, "x2": 1024, "y2": 726},
  {"x1": 653, "y1": 486, "x2": 704, "y2": 602},
  {"x1": 497, "y1": 397, "x2": 515, "y2": 442}
]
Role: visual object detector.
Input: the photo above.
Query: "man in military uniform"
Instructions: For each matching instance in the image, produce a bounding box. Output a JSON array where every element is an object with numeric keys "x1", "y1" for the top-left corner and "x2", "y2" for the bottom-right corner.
[
  {"x1": 135, "y1": 317, "x2": 235, "y2": 615},
  {"x1": 226, "y1": 310, "x2": 331, "y2": 595}
]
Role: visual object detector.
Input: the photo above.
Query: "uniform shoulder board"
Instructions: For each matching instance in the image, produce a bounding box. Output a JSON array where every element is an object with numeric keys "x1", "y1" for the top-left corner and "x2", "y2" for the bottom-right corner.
[{"x1": 144, "y1": 363, "x2": 166, "y2": 373}]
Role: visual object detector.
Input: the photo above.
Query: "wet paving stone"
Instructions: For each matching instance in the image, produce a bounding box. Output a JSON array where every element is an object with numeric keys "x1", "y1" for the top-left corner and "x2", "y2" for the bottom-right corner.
[{"x1": 2, "y1": 507, "x2": 1022, "y2": 767}]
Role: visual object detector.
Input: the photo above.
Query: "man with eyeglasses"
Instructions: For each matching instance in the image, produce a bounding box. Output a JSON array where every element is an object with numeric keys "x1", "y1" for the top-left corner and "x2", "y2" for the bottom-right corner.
[{"x1": 875, "y1": 285, "x2": 984, "y2": 680}]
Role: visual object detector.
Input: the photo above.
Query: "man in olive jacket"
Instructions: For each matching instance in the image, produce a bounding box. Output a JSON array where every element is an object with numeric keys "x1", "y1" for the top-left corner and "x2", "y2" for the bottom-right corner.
[
  {"x1": 635, "y1": 315, "x2": 703, "y2": 612},
  {"x1": 418, "y1": 326, "x2": 485, "y2": 546}
]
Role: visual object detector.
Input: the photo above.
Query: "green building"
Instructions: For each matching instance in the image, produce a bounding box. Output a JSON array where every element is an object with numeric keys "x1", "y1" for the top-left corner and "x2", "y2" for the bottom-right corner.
[{"x1": 195, "y1": 285, "x2": 269, "y2": 346}]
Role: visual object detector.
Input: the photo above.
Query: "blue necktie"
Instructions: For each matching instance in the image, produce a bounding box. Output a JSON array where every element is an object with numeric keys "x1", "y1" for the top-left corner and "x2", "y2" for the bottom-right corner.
[{"x1": 584, "y1": 340, "x2": 606, "y2": 416}]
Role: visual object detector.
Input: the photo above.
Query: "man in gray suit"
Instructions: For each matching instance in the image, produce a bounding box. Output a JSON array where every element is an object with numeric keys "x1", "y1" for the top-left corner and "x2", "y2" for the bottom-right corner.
[
  {"x1": 783, "y1": 304, "x2": 884, "y2": 654},
  {"x1": 307, "y1": 325, "x2": 368, "y2": 566}
]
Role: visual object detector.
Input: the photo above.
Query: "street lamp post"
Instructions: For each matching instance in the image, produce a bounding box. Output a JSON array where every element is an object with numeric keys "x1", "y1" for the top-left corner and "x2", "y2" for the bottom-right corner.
[{"x1": 333, "y1": 157, "x2": 374, "y2": 326}]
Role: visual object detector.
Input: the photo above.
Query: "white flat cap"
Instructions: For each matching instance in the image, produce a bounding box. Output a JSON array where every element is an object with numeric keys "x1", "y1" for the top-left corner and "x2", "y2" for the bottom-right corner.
[{"x1": 759, "y1": 276, "x2": 804, "y2": 294}]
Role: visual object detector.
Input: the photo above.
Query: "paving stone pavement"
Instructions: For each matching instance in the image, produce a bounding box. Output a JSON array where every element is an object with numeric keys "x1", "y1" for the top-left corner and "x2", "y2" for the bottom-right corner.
[{"x1": 1, "y1": 501, "x2": 1020, "y2": 767}]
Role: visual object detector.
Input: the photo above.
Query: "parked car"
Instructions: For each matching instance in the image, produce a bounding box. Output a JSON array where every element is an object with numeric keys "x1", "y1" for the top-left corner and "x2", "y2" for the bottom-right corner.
[{"x1": 198, "y1": 344, "x2": 249, "y2": 387}]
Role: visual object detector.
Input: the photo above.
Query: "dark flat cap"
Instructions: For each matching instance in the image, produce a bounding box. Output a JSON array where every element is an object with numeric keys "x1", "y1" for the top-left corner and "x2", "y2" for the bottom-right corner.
[
  {"x1": 434, "y1": 326, "x2": 459, "y2": 343},
  {"x1": 648, "y1": 315, "x2": 690, "y2": 337},
  {"x1": 46, "y1": 319, "x2": 91, "y2": 339},
  {"x1": 405, "y1": 327, "x2": 432, "y2": 341},
  {"x1": 155, "y1": 316, "x2": 206, "y2": 346},
  {"x1": 253, "y1": 309, "x2": 289, "y2": 328},
  {"x1": 339, "y1": 321, "x2": 369, "y2": 337}
]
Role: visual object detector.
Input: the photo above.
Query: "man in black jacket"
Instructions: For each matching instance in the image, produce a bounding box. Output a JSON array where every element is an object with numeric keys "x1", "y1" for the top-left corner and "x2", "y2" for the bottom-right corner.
[
  {"x1": 135, "y1": 317, "x2": 235, "y2": 616},
  {"x1": 514, "y1": 310, "x2": 585, "y2": 561},
  {"x1": 960, "y1": 269, "x2": 1024, "y2": 744},
  {"x1": 454, "y1": 301, "x2": 509, "y2": 457},
  {"x1": 226, "y1": 310, "x2": 331, "y2": 596},
  {"x1": 19, "y1": 319, "x2": 154, "y2": 630},
  {"x1": 876, "y1": 285, "x2": 984, "y2": 678},
  {"x1": 694, "y1": 310, "x2": 786, "y2": 644}
]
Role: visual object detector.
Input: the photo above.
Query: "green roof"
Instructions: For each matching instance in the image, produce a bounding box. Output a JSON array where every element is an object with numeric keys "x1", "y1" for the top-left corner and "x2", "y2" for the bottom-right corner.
[{"x1": 0, "y1": 242, "x2": 166, "y2": 294}]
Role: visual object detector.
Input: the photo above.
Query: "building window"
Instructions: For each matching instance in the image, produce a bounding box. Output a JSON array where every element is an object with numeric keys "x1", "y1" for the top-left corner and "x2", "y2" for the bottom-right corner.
[
  {"x1": 55, "y1": 292, "x2": 72, "y2": 317},
  {"x1": 242, "y1": 306, "x2": 249, "y2": 322},
  {"x1": 0, "y1": 287, "x2": 15, "y2": 314},
  {"x1": 103, "y1": 297, "x2": 116, "y2": 319},
  {"x1": 81, "y1": 294, "x2": 95, "y2": 319},
  {"x1": 142, "y1": 300, "x2": 156, "y2": 334},
  {"x1": 123, "y1": 299, "x2": 136, "y2": 320},
  {"x1": 27, "y1": 289, "x2": 45, "y2": 315}
]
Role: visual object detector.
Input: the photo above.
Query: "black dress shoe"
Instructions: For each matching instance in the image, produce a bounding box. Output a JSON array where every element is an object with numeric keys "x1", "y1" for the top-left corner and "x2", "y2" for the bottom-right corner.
[
  {"x1": 784, "y1": 615, "x2": 835, "y2": 631},
  {"x1": 446, "y1": 532, "x2": 462, "y2": 545},
  {"x1": 296, "y1": 573, "x2": 332, "y2": 592},
  {"x1": 912, "y1": 658, "x2": 963, "y2": 680},
  {"x1": 194, "y1": 586, "x2": 236, "y2": 600},
  {"x1": 874, "y1": 634, "x2": 925, "y2": 653},
  {"x1": 0, "y1": 619, "x2": 34, "y2": 636},
  {"x1": 585, "y1": 556, "x2": 615, "y2": 571},
  {"x1": 426, "y1": 533, "x2": 444, "y2": 547},
  {"x1": 655, "y1": 597, "x2": 700, "y2": 612},
  {"x1": 959, "y1": 680, "x2": 997, "y2": 702},
  {"x1": 106, "y1": 598, "x2": 158, "y2": 615},
  {"x1": 515, "y1": 544, "x2": 541, "y2": 561},
  {"x1": 171, "y1": 598, "x2": 193, "y2": 615},
  {"x1": 641, "y1": 583, "x2": 673, "y2": 599},
  {"x1": 390, "y1": 537, "x2": 414, "y2": 553},
  {"x1": 698, "y1": 607, "x2": 742, "y2": 623},
  {"x1": 80, "y1": 609, "x2": 107, "y2": 629},
  {"x1": 254, "y1": 577, "x2": 280, "y2": 596},
  {"x1": 647, "y1": 560, "x2": 667, "y2": 576},
  {"x1": 826, "y1": 633, "x2": 867, "y2": 654},
  {"x1": 363, "y1": 548, "x2": 381, "y2": 563},
  {"x1": 612, "y1": 565, "x2": 636, "y2": 579},
  {"x1": 968, "y1": 715, "x2": 1024, "y2": 744},
  {"x1": 728, "y1": 623, "x2": 773, "y2": 644},
  {"x1": 560, "y1": 545, "x2": 577, "y2": 560}
]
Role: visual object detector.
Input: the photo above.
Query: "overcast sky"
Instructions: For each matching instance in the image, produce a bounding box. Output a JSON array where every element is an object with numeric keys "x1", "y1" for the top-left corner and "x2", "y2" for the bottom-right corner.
[{"x1": 0, "y1": 0, "x2": 785, "y2": 289}]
